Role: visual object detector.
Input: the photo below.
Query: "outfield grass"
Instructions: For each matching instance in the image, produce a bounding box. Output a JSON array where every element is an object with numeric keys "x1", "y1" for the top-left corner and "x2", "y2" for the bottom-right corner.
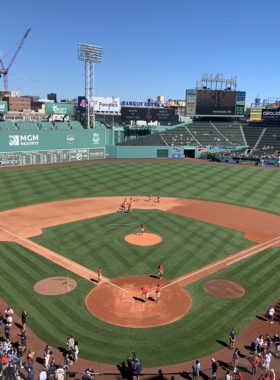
[
  {"x1": 30, "y1": 209, "x2": 255, "y2": 280},
  {"x1": 1, "y1": 240, "x2": 280, "y2": 366},
  {"x1": 0, "y1": 161, "x2": 280, "y2": 215}
]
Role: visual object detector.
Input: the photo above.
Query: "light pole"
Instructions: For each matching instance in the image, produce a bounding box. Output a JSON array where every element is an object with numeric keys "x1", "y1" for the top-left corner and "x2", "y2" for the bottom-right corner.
[{"x1": 78, "y1": 43, "x2": 103, "y2": 129}]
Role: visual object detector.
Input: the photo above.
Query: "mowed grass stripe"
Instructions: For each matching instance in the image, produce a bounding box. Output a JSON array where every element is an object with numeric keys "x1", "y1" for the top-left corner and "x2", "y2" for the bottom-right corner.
[{"x1": 30, "y1": 209, "x2": 256, "y2": 280}]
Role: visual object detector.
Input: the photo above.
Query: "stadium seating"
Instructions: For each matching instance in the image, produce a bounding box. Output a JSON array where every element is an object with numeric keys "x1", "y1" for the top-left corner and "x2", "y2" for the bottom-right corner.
[
  {"x1": 0, "y1": 120, "x2": 16, "y2": 130},
  {"x1": 54, "y1": 122, "x2": 69, "y2": 130},
  {"x1": 212, "y1": 122, "x2": 246, "y2": 145},
  {"x1": 251, "y1": 127, "x2": 280, "y2": 156},
  {"x1": 69, "y1": 121, "x2": 84, "y2": 129},
  {"x1": 189, "y1": 121, "x2": 233, "y2": 146},
  {"x1": 242, "y1": 126, "x2": 263, "y2": 148},
  {"x1": 16, "y1": 122, "x2": 38, "y2": 130},
  {"x1": 38, "y1": 122, "x2": 54, "y2": 129},
  {"x1": 116, "y1": 133, "x2": 166, "y2": 146},
  {"x1": 160, "y1": 126, "x2": 198, "y2": 146}
]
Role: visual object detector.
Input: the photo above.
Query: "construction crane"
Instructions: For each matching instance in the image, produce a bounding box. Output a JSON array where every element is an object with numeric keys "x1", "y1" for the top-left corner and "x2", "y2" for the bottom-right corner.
[{"x1": 0, "y1": 28, "x2": 31, "y2": 92}]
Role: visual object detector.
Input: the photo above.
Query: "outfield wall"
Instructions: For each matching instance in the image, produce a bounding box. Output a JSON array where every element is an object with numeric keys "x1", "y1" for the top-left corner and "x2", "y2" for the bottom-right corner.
[
  {"x1": 0, "y1": 129, "x2": 111, "y2": 167},
  {"x1": 106, "y1": 145, "x2": 199, "y2": 159}
]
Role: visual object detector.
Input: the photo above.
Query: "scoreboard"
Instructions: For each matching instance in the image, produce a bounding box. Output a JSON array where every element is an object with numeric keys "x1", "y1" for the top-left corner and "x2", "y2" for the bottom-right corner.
[{"x1": 0, "y1": 147, "x2": 105, "y2": 167}]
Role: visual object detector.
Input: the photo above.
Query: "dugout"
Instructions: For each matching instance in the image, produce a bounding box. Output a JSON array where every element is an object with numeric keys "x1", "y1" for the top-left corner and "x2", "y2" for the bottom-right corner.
[{"x1": 184, "y1": 149, "x2": 195, "y2": 158}]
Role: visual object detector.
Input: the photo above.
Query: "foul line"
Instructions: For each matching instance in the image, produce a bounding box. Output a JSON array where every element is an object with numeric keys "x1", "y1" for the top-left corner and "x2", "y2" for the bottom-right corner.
[
  {"x1": 161, "y1": 235, "x2": 280, "y2": 290},
  {"x1": 0, "y1": 226, "x2": 128, "y2": 293}
]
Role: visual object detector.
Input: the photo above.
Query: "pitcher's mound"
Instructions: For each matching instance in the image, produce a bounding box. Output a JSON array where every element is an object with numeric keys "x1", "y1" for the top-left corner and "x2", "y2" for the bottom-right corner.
[
  {"x1": 204, "y1": 280, "x2": 245, "y2": 298},
  {"x1": 86, "y1": 276, "x2": 192, "y2": 328},
  {"x1": 125, "y1": 233, "x2": 162, "y2": 246},
  {"x1": 34, "y1": 277, "x2": 77, "y2": 295}
]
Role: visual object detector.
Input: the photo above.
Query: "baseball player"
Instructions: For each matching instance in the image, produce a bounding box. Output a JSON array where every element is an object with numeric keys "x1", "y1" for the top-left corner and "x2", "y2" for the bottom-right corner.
[
  {"x1": 130, "y1": 196, "x2": 133, "y2": 203},
  {"x1": 158, "y1": 265, "x2": 163, "y2": 280},
  {"x1": 156, "y1": 284, "x2": 161, "y2": 303},
  {"x1": 98, "y1": 267, "x2": 102, "y2": 283},
  {"x1": 121, "y1": 203, "x2": 124, "y2": 212},
  {"x1": 157, "y1": 194, "x2": 160, "y2": 203},
  {"x1": 149, "y1": 193, "x2": 152, "y2": 201},
  {"x1": 141, "y1": 287, "x2": 149, "y2": 303},
  {"x1": 128, "y1": 204, "x2": 132, "y2": 213},
  {"x1": 137, "y1": 194, "x2": 140, "y2": 202},
  {"x1": 140, "y1": 224, "x2": 145, "y2": 236}
]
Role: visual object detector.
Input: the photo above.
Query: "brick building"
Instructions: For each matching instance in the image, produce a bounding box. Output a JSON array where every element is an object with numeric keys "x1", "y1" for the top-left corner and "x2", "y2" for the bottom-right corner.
[{"x1": 0, "y1": 97, "x2": 31, "y2": 112}]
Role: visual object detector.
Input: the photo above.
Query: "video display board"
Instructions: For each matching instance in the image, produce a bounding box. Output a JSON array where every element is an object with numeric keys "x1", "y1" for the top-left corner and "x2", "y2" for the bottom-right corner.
[
  {"x1": 0, "y1": 148, "x2": 105, "y2": 167},
  {"x1": 121, "y1": 107, "x2": 173, "y2": 121},
  {"x1": 185, "y1": 90, "x2": 246, "y2": 117}
]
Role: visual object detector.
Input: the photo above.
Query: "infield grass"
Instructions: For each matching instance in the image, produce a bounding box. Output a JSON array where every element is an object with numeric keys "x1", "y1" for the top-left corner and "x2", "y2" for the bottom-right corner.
[{"x1": 30, "y1": 209, "x2": 255, "y2": 280}]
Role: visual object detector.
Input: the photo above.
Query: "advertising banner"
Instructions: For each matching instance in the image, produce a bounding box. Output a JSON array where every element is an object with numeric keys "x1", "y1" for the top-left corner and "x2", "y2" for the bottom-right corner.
[
  {"x1": 0, "y1": 101, "x2": 8, "y2": 114},
  {"x1": 45, "y1": 103, "x2": 74, "y2": 115},
  {"x1": 186, "y1": 90, "x2": 197, "y2": 115},
  {"x1": 262, "y1": 108, "x2": 280, "y2": 120},
  {"x1": 172, "y1": 146, "x2": 181, "y2": 152},
  {"x1": 121, "y1": 107, "x2": 173, "y2": 121},
  {"x1": 78, "y1": 97, "x2": 120, "y2": 112},
  {"x1": 172, "y1": 154, "x2": 181, "y2": 158}
]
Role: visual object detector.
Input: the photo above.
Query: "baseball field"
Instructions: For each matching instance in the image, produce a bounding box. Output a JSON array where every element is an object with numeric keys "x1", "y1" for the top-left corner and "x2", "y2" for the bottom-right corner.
[{"x1": 1, "y1": 160, "x2": 280, "y2": 367}]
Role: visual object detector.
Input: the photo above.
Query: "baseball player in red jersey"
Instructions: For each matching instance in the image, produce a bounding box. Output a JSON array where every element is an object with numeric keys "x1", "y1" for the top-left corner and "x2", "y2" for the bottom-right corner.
[
  {"x1": 156, "y1": 284, "x2": 161, "y2": 303},
  {"x1": 141, "y1": 287, "x2": 149, "y2": 303},
  {"x1": 136, "y1": 194, "x2": 139, "y2": 202},
  {"x1": 149, "y1": 193, "x2": 151, "y2": 201},
  {"x1": 130, "y1": 196, "x2": 133, "y2": 203},
  {"x1": 128, "y1": 204, "x2": 132, "y2": 213},
  {"x1": 158, "y1": 265, "x2": 163, "y2": 280},
  {"x1": 98, "y1": 267, "x2": 102, "y2": 283},
  {"x1": 140, "y1": 224, "x2": 145, "y2": 236},
  {"x1": 121, "y1": 203, "x2": 124, "y2": 212}
]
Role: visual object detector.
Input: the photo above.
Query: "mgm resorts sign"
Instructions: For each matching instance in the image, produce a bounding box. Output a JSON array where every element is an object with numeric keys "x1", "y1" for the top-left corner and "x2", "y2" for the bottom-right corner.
[
  {"x1": 262, "y1": 108, "x2": 280, "y2": 120},
  {"x1": 9, "y1": 135, "x2": 39, "y2": 146}
]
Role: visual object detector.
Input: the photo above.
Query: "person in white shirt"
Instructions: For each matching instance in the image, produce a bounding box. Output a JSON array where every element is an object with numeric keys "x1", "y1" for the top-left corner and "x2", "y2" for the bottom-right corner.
[
  {"x1": 267, "y1": 306, "x2": 275, "y2": 323},
  {"x1": 265, "y1": 353, "x2": 272, "y2": 371},
  {"x1": 38, "y1": 369, "x2": 47, "y2": 380}
]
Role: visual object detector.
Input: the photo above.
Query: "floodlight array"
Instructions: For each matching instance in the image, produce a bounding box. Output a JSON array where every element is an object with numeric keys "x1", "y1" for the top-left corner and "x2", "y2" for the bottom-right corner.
[{"x1": 78, "y1": 43, "x2": 103, "y2": 63}]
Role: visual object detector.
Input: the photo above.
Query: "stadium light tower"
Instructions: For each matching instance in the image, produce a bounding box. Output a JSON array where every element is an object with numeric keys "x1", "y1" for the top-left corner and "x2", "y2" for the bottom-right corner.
[{"x1": 78, "y1": 43, "x2": 103, "y2": 129}]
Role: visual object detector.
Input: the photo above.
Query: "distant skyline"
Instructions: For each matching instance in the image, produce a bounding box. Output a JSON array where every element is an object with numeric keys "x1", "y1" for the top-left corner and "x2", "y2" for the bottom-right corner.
[{"x1": 1, "y1": 0, "x2": 280, "y2": 106}]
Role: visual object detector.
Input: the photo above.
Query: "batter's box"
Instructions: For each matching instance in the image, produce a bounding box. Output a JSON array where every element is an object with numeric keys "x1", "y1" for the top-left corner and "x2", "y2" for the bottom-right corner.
[{"x1": 123, "y1": 292, "x2": 145, "y2": 311}]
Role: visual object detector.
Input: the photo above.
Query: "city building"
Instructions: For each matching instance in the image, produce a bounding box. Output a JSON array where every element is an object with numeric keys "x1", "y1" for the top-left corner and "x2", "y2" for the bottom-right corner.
[
  {"x1": 0, "y1": 96, "x2": 31, "y2": 112},
  {"x1": 47, "y1": 93, "x2": 57, "y2": 103}
]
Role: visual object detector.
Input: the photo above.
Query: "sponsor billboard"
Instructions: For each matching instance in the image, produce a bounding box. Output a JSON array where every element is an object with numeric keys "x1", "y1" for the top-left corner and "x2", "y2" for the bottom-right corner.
[
  {"x1": 78, "y1": 97, "x2": 120, "y2": 112},
  {"x1": 121, "y1": 107, "x2": 173, "y2": 121},
  {"x1": 172, "y1": 154, "x2": 181, "y2": 158},
  {"x1": 45, "y1": 103, "x2": 74, "y2": 115},
  {"x1": 122, "y1": 101, "x2": 165, "y2": 108},
  {"x1": 262, "y1": 108, "x2": 280, "y2": 120},
  {"x1": 172, "y1": 146, "x2": 181, "y2": 152},
  {"x1": 0, "y1": 101, "x2": 8, "y2": 114},
  {"x1": 185, "y1": 89, "x2": 246, "y2": 117}
]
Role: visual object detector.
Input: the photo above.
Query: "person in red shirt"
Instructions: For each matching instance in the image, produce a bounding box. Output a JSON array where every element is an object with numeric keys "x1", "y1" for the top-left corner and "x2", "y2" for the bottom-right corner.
[
  {"x1": 263, "y1": 374, "x2": 270, "y2": 380},
  {"x1": 140, "y1": 224, "x2": 145, "y2": 236},
  {"x1": 121, "y1": 203, "x2": 124, "y2": 212},
  {"x1": 141, "y1": 287, "x2": 149, "y2": 303},
  {"x1": 137, "y1": 194, "x2": 139, "y2": 202},
  {"x1": 130, "y1": 196, "x2": 133, "y2": 203},
  {"x1": 123, "y1": 202, "x2": 126, "y2": 211},
  {"x1": 235, "y1": 370, "x2": 242, "y2": 380},
  {"x1": 98, "y1": 267, "x2": 102, "y2": 283},
  {"x1": 156, "y1": 284, "x2": 161, "y2": 304},
  {"x1": 251, "y1": 355, "x2": 259, "y2": 376},
  {"x1": 149, "y1": 193, "x2": 151, "y2": 201},
  {"x1": 158, "y1": 265, "x2": 163, "y2": 280},
  {"x1": 128, "y1": 204, "x2": 131, "y2": 213},
  {"x1": 0, "y1": 354, "x2": 9, "y2": 376}
]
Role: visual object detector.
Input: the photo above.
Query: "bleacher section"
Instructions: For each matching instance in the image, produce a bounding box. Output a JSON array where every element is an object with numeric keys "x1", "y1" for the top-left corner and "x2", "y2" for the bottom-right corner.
[
  {"x1": 17, "y1": 122, "x2": 38, "y2": 130},
  {"x1": 54, "y1": 122, "x2": 69, "y2": 130},
  {"x1": 69, "y1": 121, "x2": 84, "y2": 129},
  {"x1": 161, "y1": 126, "x2": 198, "y2": 146},
  {"x1": 212, "y1": 122, "x2": 246, "y2": 145},
  {"x1": 242, "y1": 126, "x2": 263, "y2": 148},
  {"x1": 38, "y1": 122, "x2": 54, "y2": 130},
  {"x1": 0, "y1": 120, "x2": 16, "y2": 130},
  {"x1": 116, "y1": 133, "x2": 166, "y2": 146},
  {"x1": 251, "y1": 127, "x2": 280, "y2": 157},
  {"x1": 189, "y1": 121, "x2": 233, "y2": 146}
]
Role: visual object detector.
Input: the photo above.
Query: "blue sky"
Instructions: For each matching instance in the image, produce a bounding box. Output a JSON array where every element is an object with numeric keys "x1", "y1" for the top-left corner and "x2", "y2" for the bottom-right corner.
[{"x1": 1, "y1": 0, "x2": 279, "y2": 105}]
